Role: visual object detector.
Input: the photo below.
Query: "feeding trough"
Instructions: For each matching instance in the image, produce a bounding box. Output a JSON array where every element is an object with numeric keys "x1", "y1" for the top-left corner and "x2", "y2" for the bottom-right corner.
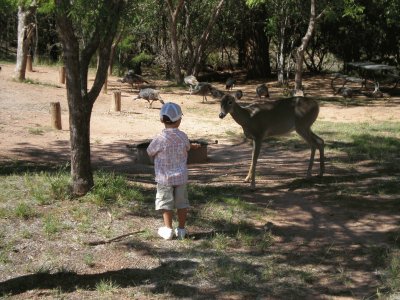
[{"x1": 128, "y1": 139, "x2": 209, "y2": 165}]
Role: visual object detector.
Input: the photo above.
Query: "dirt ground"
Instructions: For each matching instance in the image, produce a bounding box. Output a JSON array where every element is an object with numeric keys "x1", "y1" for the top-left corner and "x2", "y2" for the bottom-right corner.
[
  {"x1": 1, "y1": 63, "x2": 399, "y2": 167},
  {"x1": 1, "y1": 63, "x2": 400, "y2": 299}
]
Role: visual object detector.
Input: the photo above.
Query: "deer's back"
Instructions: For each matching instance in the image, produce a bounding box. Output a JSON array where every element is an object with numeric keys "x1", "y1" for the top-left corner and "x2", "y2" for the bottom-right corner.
[{"x1": 243, "y1": 97, "x2": 319, "y2": 138}]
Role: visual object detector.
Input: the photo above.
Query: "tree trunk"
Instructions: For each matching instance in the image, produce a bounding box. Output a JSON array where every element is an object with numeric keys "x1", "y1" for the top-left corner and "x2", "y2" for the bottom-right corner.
[
  {"x1": 166, "y1": 0, "x2": 185, "y2": 84},
  {"x1": 109, "y1": 29, "x2": 124, "y2": 75},
  {"x1": 294, "y1": 0, "x2": 320, "y2": 92},
  {"x1": 55, "y1": 0, "x2": 124, "y2": 196},
  {"x1": 247, "y1": 21, "x2": 271, "y2": 79},
  {"x1": 276, "y1": 11, "x2": 290, "y2": 86},
  {"x1": 15, "y1": 4, "x2": 37, "y2": 80},
  {"x1": 191, "y1": 0, "x2": 226, "y2": 76}
]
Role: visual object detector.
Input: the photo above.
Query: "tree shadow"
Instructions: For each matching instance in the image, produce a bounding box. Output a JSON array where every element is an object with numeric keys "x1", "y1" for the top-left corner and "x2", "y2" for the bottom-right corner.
[{"x1": 0, "y1": 260, "x2": 204, "y2": 298}]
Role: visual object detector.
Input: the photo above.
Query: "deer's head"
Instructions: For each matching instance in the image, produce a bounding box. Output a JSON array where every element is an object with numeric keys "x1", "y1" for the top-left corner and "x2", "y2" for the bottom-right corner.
[{"x1": 219, "y1": 94, "x2": 235, "y2": 119}]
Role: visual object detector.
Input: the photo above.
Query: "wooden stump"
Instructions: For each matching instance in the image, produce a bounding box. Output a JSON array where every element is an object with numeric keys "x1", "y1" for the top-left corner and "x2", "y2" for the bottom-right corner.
[
  {"x1": 59, "y1": 66, "x2": 66, "y2": 84},
  {"x1": 112, "y1": 91, "x2": 121, "y2": 112},
  {"x1": 27, "y1": 55, "x2": 33, "y2": 72},
  {"x1": 50, "y1": 102, "x2": 62, "y2": 130}
]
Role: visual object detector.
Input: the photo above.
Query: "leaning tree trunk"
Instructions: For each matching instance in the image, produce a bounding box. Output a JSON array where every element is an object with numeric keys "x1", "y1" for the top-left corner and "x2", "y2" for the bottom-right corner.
[
  {"x1": 191, "y1": 0, "x2": 225, "y2": 76},
  {"x1": 15, "y1": 3, "x2": 37, "y2": 80},
  {"x1": 294, "y1": 0, "x2": 324, "y2": 93}
]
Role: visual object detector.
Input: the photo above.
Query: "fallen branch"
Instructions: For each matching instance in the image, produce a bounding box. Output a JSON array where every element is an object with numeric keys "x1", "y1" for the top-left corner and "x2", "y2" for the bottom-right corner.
[{"x1": 85, "y1": 230, "x2": 145, "y2": 246}]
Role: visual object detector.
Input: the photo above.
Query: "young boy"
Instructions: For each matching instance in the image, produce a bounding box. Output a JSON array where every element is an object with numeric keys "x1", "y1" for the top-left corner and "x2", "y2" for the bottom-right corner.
[{"x1": 147, "y1": 102, "x2": 199, "y2": 240}]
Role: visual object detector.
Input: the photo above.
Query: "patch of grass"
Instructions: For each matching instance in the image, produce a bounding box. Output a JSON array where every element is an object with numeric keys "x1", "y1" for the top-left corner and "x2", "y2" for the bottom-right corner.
[
  {"x1": 83, "y1": 253, "x2": 95, "y2": 267},
  {"x1": 24, "y1": 169, "x2": 72, "y2": 204},
  {"x1": 0, "y1": 207, "x2": 9, "y2": 218},
  {"x1": 16, "y1": 78, "x2": 60, "y2": 88},
  {"x1": 70, "y1": 205, "x2": 93, "y2": 232},
  {"x1": 95, "y1": 279, "x2": 120, "y2": 294},
  {"x1": 379, "y1": 249, "x2": 400, "y2": 296},
  {"x1": 43, "y1": 214, "x2": 62, "y2": 237},
  {"x1": 14, "y1": 202, "x2": 36, "y2": 219},
  {"x1": 0, "y1": 235, "x2": 12, "y2": 264},
  {"x1": 85, "y1": 171, "x2": 148, "y2": 207},
  {"x1": 28, "y1": 127, "x2": 45, "y2": 135},
  {"x1": 236, "y1": 230, "x2": 274, "y2": 252}
]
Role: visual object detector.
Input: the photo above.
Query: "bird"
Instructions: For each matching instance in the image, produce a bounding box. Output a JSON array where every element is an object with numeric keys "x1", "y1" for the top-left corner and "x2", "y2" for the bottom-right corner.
[
  {"x1": 118, "y1": 70, "x2": 149, "y2": 90},
  {"x1": 256, "y1": 83, "x2": 270, "y2": 98},
  {"x1": 235, "y1": 90, "x2": 243, "y2": 99},
  {"x1": 192, "y1": 82, "x2": 213, "y2": 102},
  {"x1": 133, "y1": 88, "x2": 164, "y2": 108},
  {"x1": 335, "y1": 87, "x2": 353, "y2": 106},
  {"x1": 184, "y1": 75, "x2": 199, "y2": 94},
  {"x1": 225, "y1": 77, "x2": 236, "y2": 90},
  {"x1": 371, "y1": 82, "x2": 383, "y2": 98},
  {"x1": 337, "y1": 87, "x2": 353, "y2": 98}
]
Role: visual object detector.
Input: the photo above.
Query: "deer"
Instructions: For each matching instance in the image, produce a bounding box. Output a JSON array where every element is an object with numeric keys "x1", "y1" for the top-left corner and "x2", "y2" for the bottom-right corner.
[{"x1": 218, "y1": 94, "x2": 325, "y2": 189}]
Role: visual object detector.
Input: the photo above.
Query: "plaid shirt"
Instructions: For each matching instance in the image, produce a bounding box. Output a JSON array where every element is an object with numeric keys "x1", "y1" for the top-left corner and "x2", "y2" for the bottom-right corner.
[{"x1": 147, "y1": 128, "x2": 190, "y2": 186}]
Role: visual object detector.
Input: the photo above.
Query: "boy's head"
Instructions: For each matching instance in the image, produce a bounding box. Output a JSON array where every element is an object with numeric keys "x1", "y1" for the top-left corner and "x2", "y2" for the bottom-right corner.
[{"x1": 160, "y1": 102, "x2": 183, "y2": 125}]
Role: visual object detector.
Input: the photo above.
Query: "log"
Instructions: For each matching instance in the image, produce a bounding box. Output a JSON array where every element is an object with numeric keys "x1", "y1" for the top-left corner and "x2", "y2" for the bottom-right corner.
[
  {"x1": 112, "y1": 91, "x2": 121, "y2": 112},
  {"x1": 50, "y1": 102, "x2": 62, "y2": 130},
  {"x1": 59, "y1": 66, "x2": 66, "y2": 84}
]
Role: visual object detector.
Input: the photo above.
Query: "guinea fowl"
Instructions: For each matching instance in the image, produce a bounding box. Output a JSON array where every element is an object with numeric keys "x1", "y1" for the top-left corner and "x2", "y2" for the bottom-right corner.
[
  {"x1": 337, "y1": 87, "x2": 353, "y2": 99},
  {"x1": 225, "y1": 77, "x2": 236, "y2": 90},
  {"x1": 256, "y1": 83, "x2": 270, "y2": 98},
  {"x1": 192, "y1": 82, "x2": 212, "y2": 102},
  {"x1": 118, "y1": 70, "x2": 149, "y2": 90},
  {"x1": 184, "y1": 75, "x2": 199, "y2": 94},
  {"x1": 133, "y1": 88, "x2": 164, "y2": 108},
  {"x1": 235, "y1": 90, "x2": 243, "y2": 99}
]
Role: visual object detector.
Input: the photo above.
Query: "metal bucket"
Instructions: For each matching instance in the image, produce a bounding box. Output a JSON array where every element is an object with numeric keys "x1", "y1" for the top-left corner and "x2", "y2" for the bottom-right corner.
[{"x1": 128, "y1": 140, "x2": 208, "y2": 165}]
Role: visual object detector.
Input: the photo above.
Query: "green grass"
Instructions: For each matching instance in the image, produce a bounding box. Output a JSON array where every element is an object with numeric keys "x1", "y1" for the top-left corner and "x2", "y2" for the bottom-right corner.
[
  {"x1": 43, "y1": 214, "x2": 63, "y2": 237},
  {"x1": 84, "y1": 171, "x2": 150, "y2": 207},
  {"x1": 28, "y1": 127, "x2": 45, "y2": 135},
  {"x1": 14, "y1": 202, "x2": 36, "y2": 219},
  {"x1": 95, "y1": 279, "x2": 120, "y2": 294}
]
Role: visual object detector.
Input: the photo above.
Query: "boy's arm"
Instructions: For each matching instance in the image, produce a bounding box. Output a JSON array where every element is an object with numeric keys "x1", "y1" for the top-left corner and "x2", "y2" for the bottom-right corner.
[
  {"x1": 190, "y1": 143, "x2": 201, "y2": 150},
  {"x1": 147, "y1": 139, "x2": 158, "y2": 157}
]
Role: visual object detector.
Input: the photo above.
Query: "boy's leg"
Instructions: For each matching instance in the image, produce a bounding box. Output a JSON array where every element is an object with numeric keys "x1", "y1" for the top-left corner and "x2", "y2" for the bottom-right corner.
[
  {"x1": 177, "y1": 208, "x2": 187, "y2": 229},
  {"x1": 156, "y1": 184, "x2": 175, "y2": 239},
  {"x1": 162, "y1": 210, "x2": 173, "y2": 228}
]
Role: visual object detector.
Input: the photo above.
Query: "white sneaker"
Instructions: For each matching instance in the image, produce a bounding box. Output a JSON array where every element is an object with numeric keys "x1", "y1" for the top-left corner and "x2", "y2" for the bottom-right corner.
[
  {"x1": 158, "y1": 227, "x2": 173, "y2": 240},
  {"x1": 174, "y1": 228, "x2": 187, "y2": 240}
]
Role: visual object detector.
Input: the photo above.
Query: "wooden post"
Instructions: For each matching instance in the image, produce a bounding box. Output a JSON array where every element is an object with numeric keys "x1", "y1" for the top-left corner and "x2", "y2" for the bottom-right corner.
[
  {"x1": 27, "y1": 55, "x2": 33, "y2": 72},
  {"x1": 50, "y1": 102, "x2": 62, "y2": 130},
  {"x1": 111, "y1": 91, "x2": 121, "y2": 112},
  {"x1": 59, "y1": 66, "x2": 65, "y2": 84}
]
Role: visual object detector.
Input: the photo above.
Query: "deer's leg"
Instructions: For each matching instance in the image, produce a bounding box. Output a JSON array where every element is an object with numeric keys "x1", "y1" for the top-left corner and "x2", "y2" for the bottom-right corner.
[
  {"x1": 312, "y1": 132, "x2": 325, "y2": 176},
  {"x1": 296, "y1": 129, "x2": 324, "y2": 177},
  {"x1": 245, "y1": 139, "x2": 261, "y2": 188}
]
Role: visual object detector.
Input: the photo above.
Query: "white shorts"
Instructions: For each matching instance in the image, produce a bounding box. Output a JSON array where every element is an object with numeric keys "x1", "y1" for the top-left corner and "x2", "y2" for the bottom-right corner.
[{"x1": 155, "y1": 183, "x2": 189, "y2": 210}]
